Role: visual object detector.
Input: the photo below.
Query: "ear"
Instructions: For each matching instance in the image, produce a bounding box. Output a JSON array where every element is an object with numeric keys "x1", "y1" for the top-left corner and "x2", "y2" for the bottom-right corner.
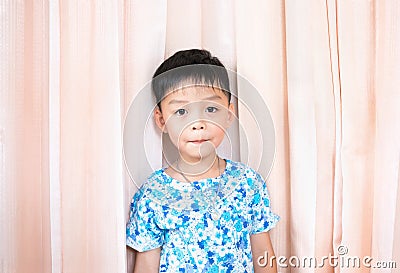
[
  {"x1": 226, "y1": 103, "x2": 236, "y2": 127},
  {"x1": 154, "y1": 106, "x2": 168, "y2": 133}
]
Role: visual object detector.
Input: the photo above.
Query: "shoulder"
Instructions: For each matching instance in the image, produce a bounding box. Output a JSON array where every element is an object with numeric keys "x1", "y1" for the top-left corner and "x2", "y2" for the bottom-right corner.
[
  {"x1": 143, "y1": 168, "x2": 169, "y2": 190},
  {"x1": 218, "y1": 159, "x2": 267, "y2": 203},
  {"x1": 130, "y1": 168, "x2": 170, "y2": 206},
  {"x1": 225, "y1": 159, "x2": 265, "y2": 185}
]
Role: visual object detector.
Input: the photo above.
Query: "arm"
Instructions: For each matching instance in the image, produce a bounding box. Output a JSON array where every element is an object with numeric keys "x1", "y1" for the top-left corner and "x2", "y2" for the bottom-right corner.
[
  {"x1": 126, "y1": 247, "x2": 135, "y2": 273},
  {"x1": 250, "y1": 232, "x2": 277, "y2": 273},
  {"x1": 133, "y1": 247, "x2": 161, "y2": 273}
]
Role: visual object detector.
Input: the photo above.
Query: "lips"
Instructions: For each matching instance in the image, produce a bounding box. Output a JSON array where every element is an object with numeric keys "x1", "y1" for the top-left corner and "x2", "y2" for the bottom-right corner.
[{"x1": 189, "y1": 139, "x2": 209, "y2": 144}]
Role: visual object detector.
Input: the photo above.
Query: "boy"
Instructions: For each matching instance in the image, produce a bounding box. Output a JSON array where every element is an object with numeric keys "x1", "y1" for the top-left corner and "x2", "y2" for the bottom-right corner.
[{"x1": 126, "y1": 49, "x2": 279, "y2": 272}]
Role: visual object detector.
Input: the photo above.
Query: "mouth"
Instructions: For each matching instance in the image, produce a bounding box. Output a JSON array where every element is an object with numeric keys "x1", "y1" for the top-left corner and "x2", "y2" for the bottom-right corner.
[{"x1": 188, "y1": 139, "x2": 209, "y2": 144}]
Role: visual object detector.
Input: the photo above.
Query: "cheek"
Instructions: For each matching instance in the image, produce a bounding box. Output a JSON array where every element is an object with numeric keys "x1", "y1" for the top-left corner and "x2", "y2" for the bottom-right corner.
[
  {"x1": 210, "y1": 125, "x2": 226, "y2": 140},
  {"x1": 165, "y1": 123, "x2": 189, "y2": 146},
  {"x1": 164, "y1": 115, "x2": 184, "y2": 134}
]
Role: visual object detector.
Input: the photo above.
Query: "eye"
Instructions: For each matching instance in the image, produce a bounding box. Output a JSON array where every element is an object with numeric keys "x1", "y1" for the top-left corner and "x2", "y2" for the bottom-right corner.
[
  {"x1": 206, "y1": 106, "x2": 218, "y2": 113},
  {"x1": 174, "y1": 109, "x2": 187, "y2": 116}
]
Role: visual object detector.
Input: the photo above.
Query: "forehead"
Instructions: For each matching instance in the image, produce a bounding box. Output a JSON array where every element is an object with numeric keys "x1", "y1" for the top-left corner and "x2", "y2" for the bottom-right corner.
[{"x1": 162, "y1": 86, "x2": 228, "y2": 104}]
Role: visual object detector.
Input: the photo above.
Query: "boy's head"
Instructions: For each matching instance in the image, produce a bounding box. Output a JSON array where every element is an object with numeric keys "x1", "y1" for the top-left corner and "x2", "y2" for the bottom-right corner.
[
  {"x1": 152, "y1": 49, "x2": 231, "y2": 111},
  {"x1": 152, "y1": 49, "x2": 235, "y2": 163}
]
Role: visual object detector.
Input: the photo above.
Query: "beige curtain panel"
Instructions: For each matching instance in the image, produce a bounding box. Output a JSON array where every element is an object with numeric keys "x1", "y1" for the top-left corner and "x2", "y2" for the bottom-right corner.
[{"x1": 1, "y1": 1, "x2": 399, "y2": 273}]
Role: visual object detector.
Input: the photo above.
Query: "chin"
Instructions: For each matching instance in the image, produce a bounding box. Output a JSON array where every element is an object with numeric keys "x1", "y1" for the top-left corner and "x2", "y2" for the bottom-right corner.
[{"x1": 181, "y1": 151, "x2": 212, "y2": 160}]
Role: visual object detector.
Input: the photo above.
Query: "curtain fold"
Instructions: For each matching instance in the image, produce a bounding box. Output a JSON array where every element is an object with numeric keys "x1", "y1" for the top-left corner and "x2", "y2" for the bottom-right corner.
[
  {"x1": 372, "y1": 1, "x2": 400, "y2": 271},
  {"x1": 285, "y1": 2, "x2": 337, "y2": 272},
  {"x1": 1, "y1": 1, "x2": 51, "y2": 272},
  {"x1": 58, "y1": 1, "x2": 126, "y2": 272},
  {"x1": 234, "y1": 0, "x2": 291, "y2": 268},
  {"x1": 1, "y1": 1, "x2": 399, "y2": 272}
]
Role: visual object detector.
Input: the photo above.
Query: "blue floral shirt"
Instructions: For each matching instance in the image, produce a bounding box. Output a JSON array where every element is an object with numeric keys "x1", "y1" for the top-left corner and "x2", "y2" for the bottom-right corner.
[{"x1": 126, "y1": 159, "x2": 280, "y2": 272}]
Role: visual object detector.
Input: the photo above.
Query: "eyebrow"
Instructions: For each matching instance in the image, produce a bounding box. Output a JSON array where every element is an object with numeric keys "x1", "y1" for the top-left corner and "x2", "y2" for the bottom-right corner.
[{"x1": 168, "y1": 95, "x2": 223, "y2": 105}]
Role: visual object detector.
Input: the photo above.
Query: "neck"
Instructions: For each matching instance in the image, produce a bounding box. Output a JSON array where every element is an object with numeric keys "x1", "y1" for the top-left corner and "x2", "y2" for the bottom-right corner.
[{"x1": 177, "y1": 153, "x2": 219, "y2": 177}]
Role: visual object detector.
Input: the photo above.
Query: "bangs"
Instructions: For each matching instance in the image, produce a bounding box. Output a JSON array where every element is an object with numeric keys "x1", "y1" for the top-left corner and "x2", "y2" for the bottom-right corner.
[{"x1": 152, "y1": 64, "x2": 231, "y2": 106}]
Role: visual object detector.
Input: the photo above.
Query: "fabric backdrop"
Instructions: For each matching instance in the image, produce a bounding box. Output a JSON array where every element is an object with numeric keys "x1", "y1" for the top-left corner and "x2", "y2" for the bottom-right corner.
[{"x1": 1, "y1": 1, "x2": 399, "y2": 273}]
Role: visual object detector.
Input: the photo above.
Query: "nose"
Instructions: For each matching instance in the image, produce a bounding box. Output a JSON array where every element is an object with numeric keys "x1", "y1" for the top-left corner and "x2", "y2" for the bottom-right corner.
[{"x1": 191, "y1": 120, "x2": 206, "y2": 130}]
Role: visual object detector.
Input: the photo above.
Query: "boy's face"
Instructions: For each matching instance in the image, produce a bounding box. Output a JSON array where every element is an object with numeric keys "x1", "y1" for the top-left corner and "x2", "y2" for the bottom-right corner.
[{"x1": 154, "y1": 86, "x2": 235, "y2": 163}]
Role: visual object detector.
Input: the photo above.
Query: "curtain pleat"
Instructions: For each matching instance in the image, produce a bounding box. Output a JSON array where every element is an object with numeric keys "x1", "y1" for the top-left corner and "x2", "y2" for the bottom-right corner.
[
  {"x1": 1, "y1": 1, "x2": 52, "y2": 272},
  {"x1": 58, "y1": 0, "x2": 125, "y2": 272},
  {"x1": 235, "y1": 1, "x2": 291, "y2": 271},
  {"x1": 372, "y1": 1, "x2": 400, "y2": 272},
  {"x1": 337, "y1": 2, "x2": 376, "y2": 272},
  {"x1": 48, "y1": 0, "x2": 62, "y2": 271},
  {"x1": 284, "y1": 1, "x2": 337, "y2": 272}
]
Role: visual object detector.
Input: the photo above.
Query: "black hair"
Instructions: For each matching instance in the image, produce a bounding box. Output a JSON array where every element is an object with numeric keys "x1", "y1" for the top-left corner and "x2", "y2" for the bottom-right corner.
[{"x1": 152, "y1": 49, "x2": 231, "y2": 111}]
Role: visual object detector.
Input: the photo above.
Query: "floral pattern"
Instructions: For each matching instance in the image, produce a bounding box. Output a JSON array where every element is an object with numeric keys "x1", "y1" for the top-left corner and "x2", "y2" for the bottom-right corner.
[{"x1": 126, "y1": 159, "x2": 280, "y2": 272}]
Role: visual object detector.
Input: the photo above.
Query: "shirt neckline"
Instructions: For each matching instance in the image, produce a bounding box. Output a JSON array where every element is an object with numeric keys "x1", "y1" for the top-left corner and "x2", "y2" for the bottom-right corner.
[{"x1": 161, "y1": 158, "x2": 231, "y2": 186}]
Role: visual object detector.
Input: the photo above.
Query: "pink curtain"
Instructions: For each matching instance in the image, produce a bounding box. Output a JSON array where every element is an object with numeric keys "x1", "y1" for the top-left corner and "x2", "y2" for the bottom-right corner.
[{"x1": 1, "y1": 1, "x2": 399, "y2": 272}]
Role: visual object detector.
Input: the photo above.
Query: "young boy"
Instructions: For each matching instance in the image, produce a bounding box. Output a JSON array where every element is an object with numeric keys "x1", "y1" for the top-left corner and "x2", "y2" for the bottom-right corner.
[{"x1": 126, "y1": 49, "x2": 279, "y2": 272}]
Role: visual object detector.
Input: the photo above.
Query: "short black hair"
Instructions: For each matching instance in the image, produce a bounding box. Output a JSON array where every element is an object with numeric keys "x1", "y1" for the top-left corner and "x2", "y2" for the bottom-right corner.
[{"x1": 152, "y1": 49, "x2": 231, "y2": 111}]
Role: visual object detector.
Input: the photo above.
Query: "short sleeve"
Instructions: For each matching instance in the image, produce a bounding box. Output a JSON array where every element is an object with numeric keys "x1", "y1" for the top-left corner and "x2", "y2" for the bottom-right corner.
[
  {"x1": 250, "y1": 173, "x2": 280, "y2": 234},
  {"x1": 126, "y1": 189, "x2": 164, "y2": 252}
]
